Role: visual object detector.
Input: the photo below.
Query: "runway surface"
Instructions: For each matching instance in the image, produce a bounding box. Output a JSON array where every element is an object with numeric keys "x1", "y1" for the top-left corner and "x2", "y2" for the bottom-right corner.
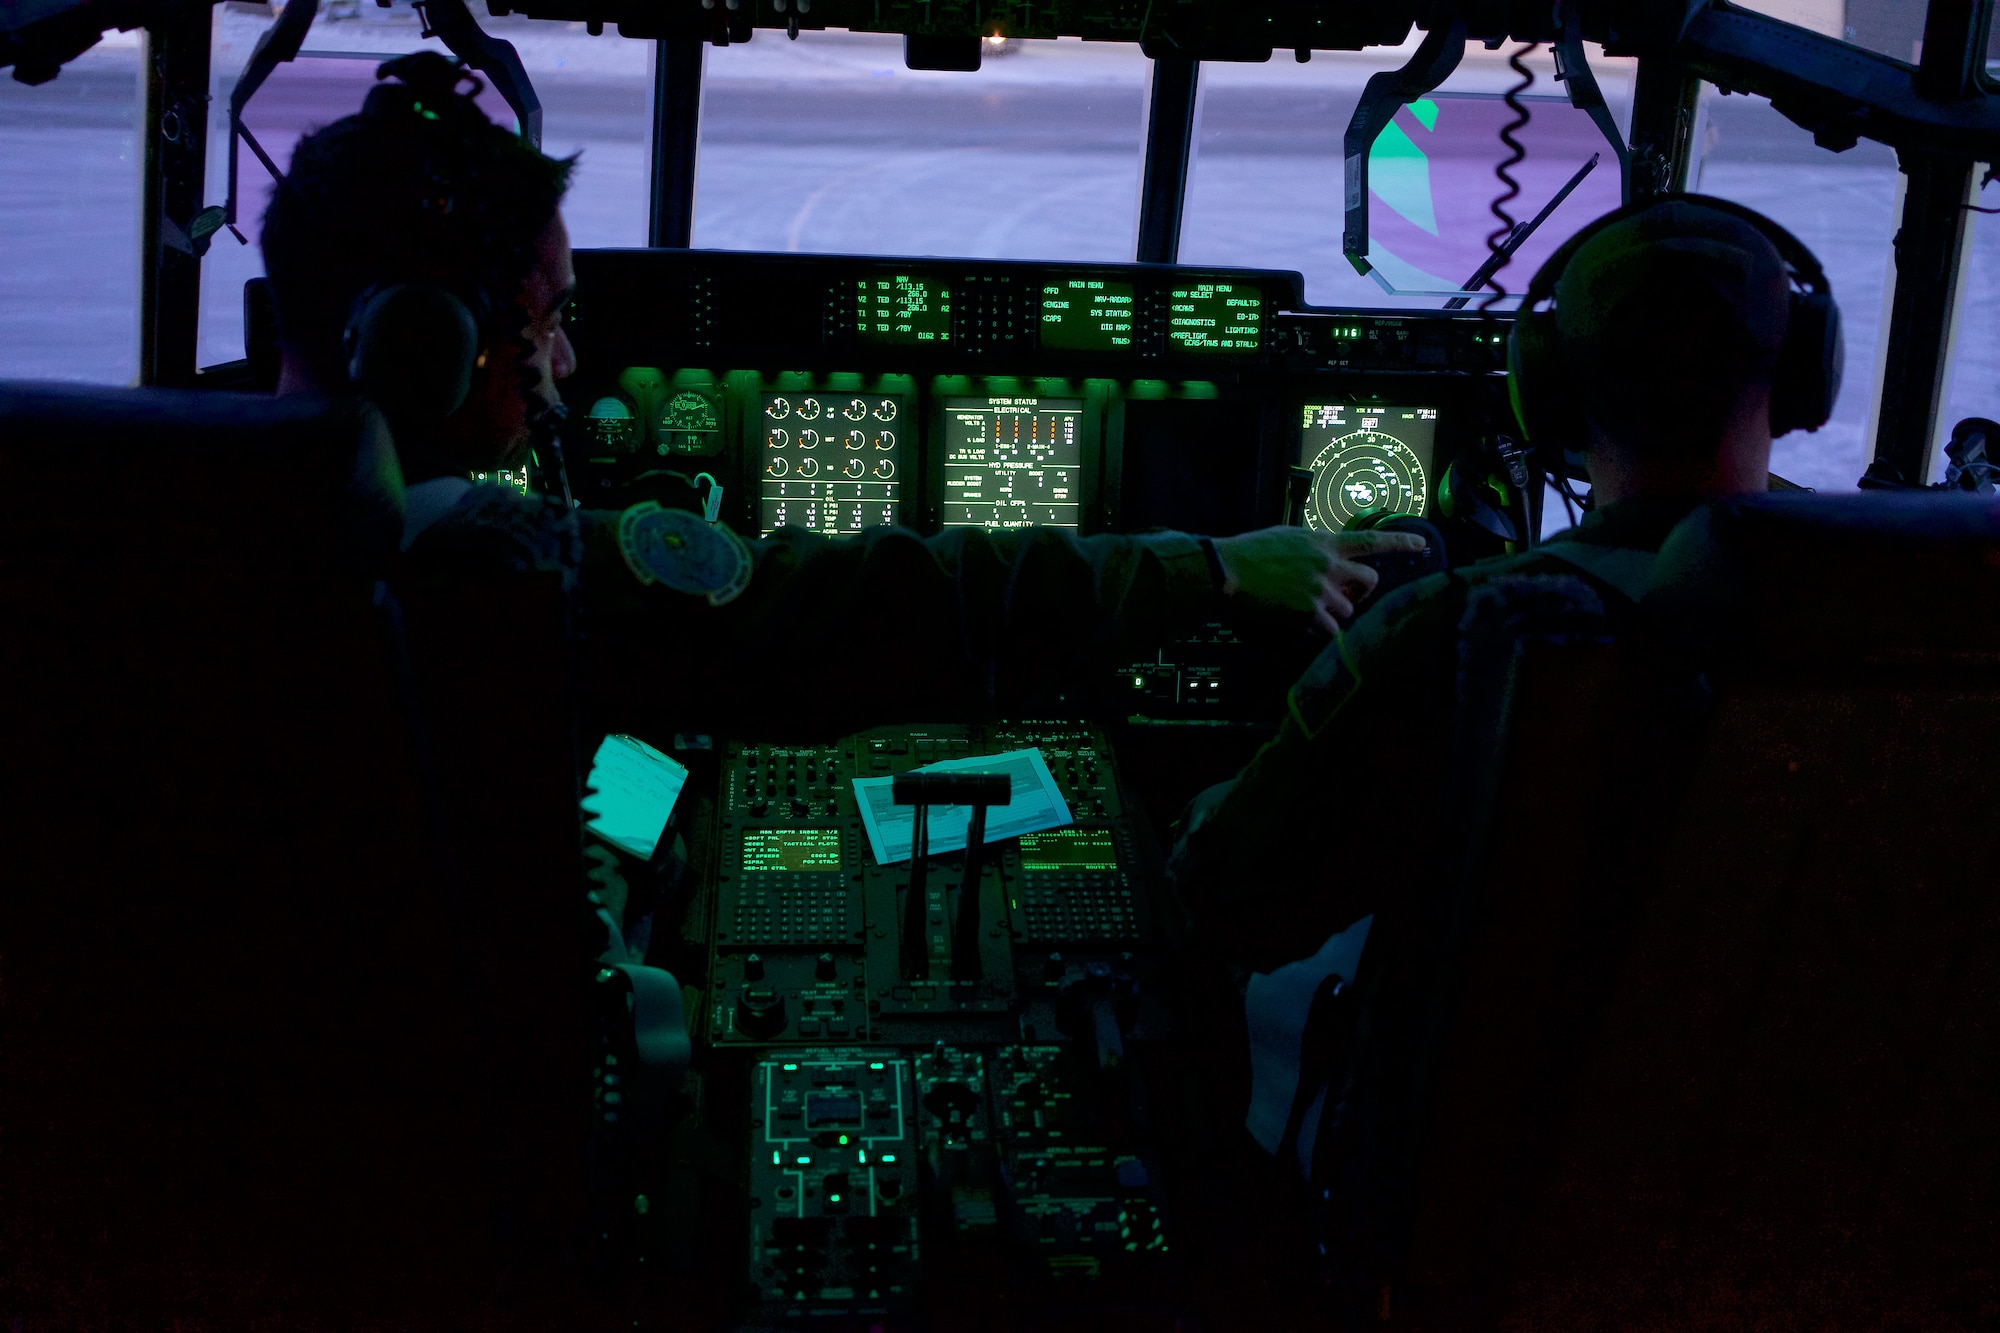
[{"x1": 3, "y1": 22, "x2": 1990, "y2": 491}]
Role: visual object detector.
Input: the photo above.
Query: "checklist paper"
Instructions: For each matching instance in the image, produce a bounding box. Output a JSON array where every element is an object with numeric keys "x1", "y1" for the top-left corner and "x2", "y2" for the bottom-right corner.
[
  {"x1": 852, "y1": 748, "x2": 1073, "y2": 865},
  {"x1": 582, "y1": 733, "x2": 688, "y2": 861}
]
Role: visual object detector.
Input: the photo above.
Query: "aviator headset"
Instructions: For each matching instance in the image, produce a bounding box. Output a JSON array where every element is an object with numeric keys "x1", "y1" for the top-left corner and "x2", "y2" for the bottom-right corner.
[
  {"x1": 339, "y1": 54, "x2": 508, "y2": 431},
  {"x1": 1506, "y1": 193, "x2": 1844, "y2": 479}
]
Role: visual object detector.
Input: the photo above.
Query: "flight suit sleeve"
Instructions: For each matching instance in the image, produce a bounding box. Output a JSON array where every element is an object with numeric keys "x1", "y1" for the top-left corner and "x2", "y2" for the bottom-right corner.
[
  {"x1": 579, "y1": 517, "x2": 1224, "y2": 738},
  {"x1": 1168, "y1": 573, "x2": 1465, "y2": 973}
]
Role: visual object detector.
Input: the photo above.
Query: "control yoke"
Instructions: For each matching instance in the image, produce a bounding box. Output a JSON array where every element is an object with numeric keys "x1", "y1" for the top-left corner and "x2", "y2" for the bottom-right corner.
[{"x1": 892, "y1": 772, "x2": 1010, "y2": 984}]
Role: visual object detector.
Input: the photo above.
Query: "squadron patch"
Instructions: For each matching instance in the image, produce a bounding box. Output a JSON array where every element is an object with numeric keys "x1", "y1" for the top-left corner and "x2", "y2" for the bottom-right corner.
[{"x1": 617, "y1": 501, "x2": 753, "y2": 606}]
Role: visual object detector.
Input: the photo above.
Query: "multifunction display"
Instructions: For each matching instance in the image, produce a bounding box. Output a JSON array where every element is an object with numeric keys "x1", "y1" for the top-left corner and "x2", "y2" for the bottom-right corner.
[
  {"x1": 1040, "y1": 279, "x2": 1135, "y2": 351},
  {"x1": 854, "y1": 275, "x2": 951, "y2": 345},
  {"x1": 941, "y1": 397, "x2": 1083, "y2": 530},
  {"x1": 1168, "y1": 282, "x2": 1262, "y2": 352},
  {"x1": 1298, "y1": 404, "x2": 1438, "y2": 530},
  {"x1": 740, "y1": 827, "x2": 843, "y2": 873},
  {"x1": 761, "y1": 392, "x2": 905, "y2": 536}
]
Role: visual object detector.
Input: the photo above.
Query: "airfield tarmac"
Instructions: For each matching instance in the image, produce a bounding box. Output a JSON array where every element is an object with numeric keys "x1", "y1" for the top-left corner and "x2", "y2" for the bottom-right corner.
[{"x1": 3, "y1": 13, "x2": 1992, "y2": 492}]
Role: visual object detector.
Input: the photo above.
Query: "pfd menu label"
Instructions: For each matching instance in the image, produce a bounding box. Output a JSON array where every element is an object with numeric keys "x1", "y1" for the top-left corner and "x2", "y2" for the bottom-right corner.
[{"x1": 1168, "y1": 282, "x2": 1262, "y2": 352}]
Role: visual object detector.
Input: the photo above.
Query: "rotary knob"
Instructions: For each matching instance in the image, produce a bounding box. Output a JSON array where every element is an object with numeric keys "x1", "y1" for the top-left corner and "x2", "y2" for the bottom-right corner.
[
  {"x1": 815, "y1": 952, "x2": 838, "y2": 981},
  {"x1": 737, "y1": 986, "x2": 786, "y2": 1038}
]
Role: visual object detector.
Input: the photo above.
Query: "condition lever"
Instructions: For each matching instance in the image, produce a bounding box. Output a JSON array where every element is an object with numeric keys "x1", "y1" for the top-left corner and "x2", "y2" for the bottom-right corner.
[{"x1": 891, "y1": 772, "x2": 1011, "y2": 984}]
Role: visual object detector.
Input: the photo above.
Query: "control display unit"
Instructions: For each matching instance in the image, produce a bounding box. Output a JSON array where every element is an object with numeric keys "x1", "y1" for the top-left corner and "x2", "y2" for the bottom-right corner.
[
  {"x1": 1168, "y1": 281, "x2": 1263, "y2": 352},
  {"x1": 1299, "y1": 403, "x2": 1439, "y2": 529},
  {"x1": 761, "y1": 391, "x2": 906, "y2": 535},
  {"x1": 941, "y1": 396, "x2": 1083, "y2": 530},
  {"x1": 853, "y1": 275, "x2": 951, "y2": 345},
  {"x1": 1039, "y1": 279, "x2": 1135, "y2": 351},
  {"x1": 742, "y1": 827, "x2": 844, "y2": 873}
]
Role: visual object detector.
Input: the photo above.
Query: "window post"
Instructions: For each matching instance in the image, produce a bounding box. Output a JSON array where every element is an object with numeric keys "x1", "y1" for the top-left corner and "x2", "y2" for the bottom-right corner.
[
  {"x1": 650, "y1": 36, "x2": 706, "y2": 249},
  {"x1": 139, "y1": 0, "x2": 212, "y2": 387},
  {"x1": 1136, "y1": 52, "x2": 1200, "y2": 264}
]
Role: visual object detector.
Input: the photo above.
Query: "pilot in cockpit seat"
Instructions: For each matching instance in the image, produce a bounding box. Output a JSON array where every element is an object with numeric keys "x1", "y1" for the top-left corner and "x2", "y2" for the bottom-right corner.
[
  {"x1": 258, "y1": 52, "x2": 1425, "y2": 747},
  {"x1": 1172, "y1": 194, "x2": 1843, "y2": 979}
]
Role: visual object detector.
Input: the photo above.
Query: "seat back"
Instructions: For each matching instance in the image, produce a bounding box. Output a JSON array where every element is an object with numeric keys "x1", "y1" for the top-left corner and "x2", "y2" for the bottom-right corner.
[
  {"x1": 1329, "y1": 494, "x2": 2000, "y2": 1329},
  {"x1": 0, "y1": 384, "x2": 571, "y2": 1326}
]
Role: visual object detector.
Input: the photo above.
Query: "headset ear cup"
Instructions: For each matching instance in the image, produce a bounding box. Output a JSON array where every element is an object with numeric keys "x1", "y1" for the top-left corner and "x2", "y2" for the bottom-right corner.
[
  {"x1": 1769, "y1": 288, "x2": 1842, "y2": 436},
  {"x1": 344, "y1": 282, "x2": 481, "y2": 427},
  {"x1": 1507, "y1": 308, "x2": 1585, "y2": 470}
]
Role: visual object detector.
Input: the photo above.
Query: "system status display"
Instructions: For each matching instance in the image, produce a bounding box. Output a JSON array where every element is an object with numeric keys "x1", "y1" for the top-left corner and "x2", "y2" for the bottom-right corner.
[
  {"x1": 741, "y1": 827, "x2": 843, "y2": 873},
  {"x1": 1298, "y1": 404, "x2": 1438, "y2": 530},
  {"x1": 942, "y1": 397, "x2": 1083, "y2": 530},
  {"x1": 760, "y1": 392, "x2": 905, "y2": 536},
  {"x1": 1169, "y1": 282, "x2": 1263, "y2": 352},
  {"x1": 1040, "y1": 279, "x2": 1135, "y2": 351},
  {"x1": 855, "y1": 275, "x2": 951, "y2": 345}
]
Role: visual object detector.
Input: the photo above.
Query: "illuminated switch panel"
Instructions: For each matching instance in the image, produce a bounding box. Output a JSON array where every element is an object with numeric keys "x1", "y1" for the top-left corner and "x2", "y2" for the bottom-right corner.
[{"x1": 748, "y1": 1052, "x2": 919, "y2": 1319}]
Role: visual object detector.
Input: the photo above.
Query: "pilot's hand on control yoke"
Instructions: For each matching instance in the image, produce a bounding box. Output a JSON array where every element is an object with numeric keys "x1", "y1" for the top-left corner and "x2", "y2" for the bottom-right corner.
[{"x1": 1213, "y1": 527, "x2": 1428, "y2": 635}]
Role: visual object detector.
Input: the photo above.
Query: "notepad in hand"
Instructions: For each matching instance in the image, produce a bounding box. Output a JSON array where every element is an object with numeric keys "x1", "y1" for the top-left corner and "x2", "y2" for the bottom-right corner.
[{"x1": 582, "y1": 733, "x2": 688, "y2": 861}]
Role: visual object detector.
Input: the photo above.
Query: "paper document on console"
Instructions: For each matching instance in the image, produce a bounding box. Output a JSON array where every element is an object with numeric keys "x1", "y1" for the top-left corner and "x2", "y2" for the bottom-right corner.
[
  {"x1": 852, "y1": 748, "x2": 1073, "y2": 865},
  {"x1": 582, "y1": 733, "x2": 688, "y2": 861}
]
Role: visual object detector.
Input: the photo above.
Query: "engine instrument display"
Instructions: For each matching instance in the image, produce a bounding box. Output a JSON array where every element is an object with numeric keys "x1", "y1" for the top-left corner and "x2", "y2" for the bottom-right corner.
[
  {"x1": 761, "y1": 392, "x2": 905, "y2": 536},
  {"x1": 854, "y1": 275, "x2": 951, "y2": 345},
  {"x1": 741, "y1": 827, "x2": 844, "y2": 873},
  {"x1": 1040, "y1": 279, "x2": 1136, "y2": 352},
  {"x1": 1299, "y1": 404, "x2": 1438, "y2": 530},
  {"x1": 1168, "y1": 282, "x2": 1263, "y2": 352},
  {"x1": 941, "y1": 397, "x2": 1083, "y2": 530}
]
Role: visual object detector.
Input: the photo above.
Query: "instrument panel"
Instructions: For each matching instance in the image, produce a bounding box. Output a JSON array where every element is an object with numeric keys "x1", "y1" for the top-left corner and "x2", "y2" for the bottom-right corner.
[{"x1": 565, "y1": 251, "x2": 1510, "y2": 546}]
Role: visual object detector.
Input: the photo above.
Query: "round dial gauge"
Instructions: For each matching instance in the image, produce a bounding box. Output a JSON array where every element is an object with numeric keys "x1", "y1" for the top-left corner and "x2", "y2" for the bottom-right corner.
[
  {"x1": 767, "y1": 456, "x2": 789, "y2": 477},
  {"x1": 842, "y1": 458, "x2": 865, "y2": 478},
  {"x1": 797, "y1": 398, "x2": 823, "y2": 420},
  {"x1": 767, "y1": 428, "x2": 789, "y2": 450},
  {"x1": 1304, "y1": 430, "x2": 1430, "y2": 530},
  {"x1": 797, "y1": 429, "x2": 819, "y2": 450},
  {"x1": 845, "y1": 429, "x2": 867, "y2": 450},
  {"x1": 872, "y1": 459, "x2": 896, "y2": 479},
  {"x1": 659, "y1": 390, "x2": 718, "y2": 433},
  {"x1": 875, "y1": 430, "x2": 896, "y2": 451},
  {"x1": 766, "y1": 398, "x2": 791, "y2": 420},
  {"x1": 582, "y1": 396, "x2": 640, "y2": 454},
  {"x1": 797, "y1": 457, "x2": 819, "y2": 478},
  {"x1": 844, "y1": 398, "x2": 870, "y2": 421},
  {"x1": 874, "y1": 399, "x2": 898, "y2": 422}
]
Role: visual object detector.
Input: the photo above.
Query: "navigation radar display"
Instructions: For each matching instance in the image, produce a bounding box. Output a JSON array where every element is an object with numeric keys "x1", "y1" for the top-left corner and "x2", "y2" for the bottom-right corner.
[
  {"x1": 760, "y1": 391, "x2": 905, "y2": 536},
  {"x1": 1299, "y1": 405, "x2": 1438, "y2": 530}
]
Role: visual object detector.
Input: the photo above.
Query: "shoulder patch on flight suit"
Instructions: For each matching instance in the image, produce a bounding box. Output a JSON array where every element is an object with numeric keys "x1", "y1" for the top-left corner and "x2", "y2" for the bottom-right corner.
[{"x1": 617, "y1": 501, "x2": 753, "y2": 606}]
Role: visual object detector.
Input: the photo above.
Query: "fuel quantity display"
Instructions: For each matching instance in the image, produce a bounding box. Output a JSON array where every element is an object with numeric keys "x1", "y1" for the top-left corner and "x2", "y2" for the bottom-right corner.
[
  {"x1": 1299, "y1": 404, "x2": 1438, "y2": 530},
  {"x1": 854, "y1": 275, "x2": 951, "y2": 345},
  {"x1": 941, "y1": 397, "x2": 1082, "y2": 530},
  {"x1": 761, "y1": 392, "x2": 905, "y2": 536},
  {"x1": 1040, "y1": 279, "x2": 1135, "y2": 351},
  {"x1": 1168, "y1": 282, "x2": 1263, "y2": 352}
]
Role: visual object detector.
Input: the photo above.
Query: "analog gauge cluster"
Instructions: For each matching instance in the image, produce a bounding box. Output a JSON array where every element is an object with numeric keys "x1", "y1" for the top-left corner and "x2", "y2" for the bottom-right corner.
[
  {"x1": 1297, "y1": 404, "x2": 1440, "y2": 532},
  {"x1": 580, "y1": 387, "x2": 723, "y2": 459},
  {"x1": 759, "y1": 393, "x2": 906, "y2": 537}
]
